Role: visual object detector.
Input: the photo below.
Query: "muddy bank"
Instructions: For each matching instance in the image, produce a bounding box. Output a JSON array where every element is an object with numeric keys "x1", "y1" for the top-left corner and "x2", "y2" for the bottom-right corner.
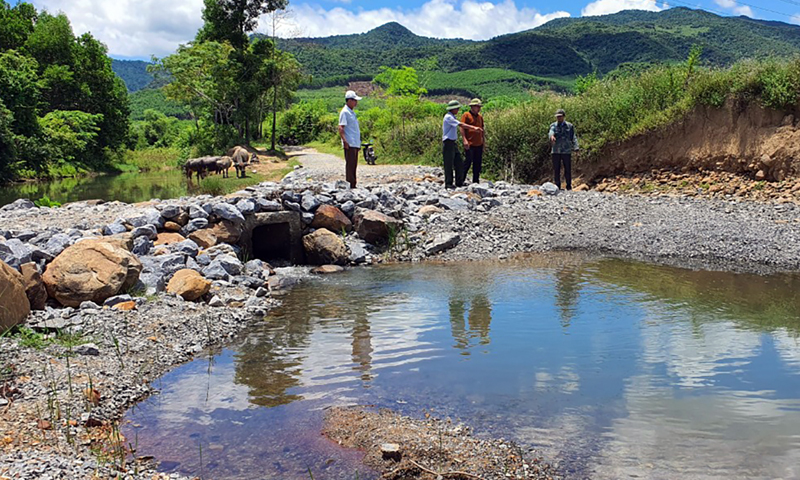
[
  {"x1": 583, "y1": 100, "x2": 800, "y2": 184},
  {"x1": 324, "y1": 407, "x2": 561, "y2": 480}
]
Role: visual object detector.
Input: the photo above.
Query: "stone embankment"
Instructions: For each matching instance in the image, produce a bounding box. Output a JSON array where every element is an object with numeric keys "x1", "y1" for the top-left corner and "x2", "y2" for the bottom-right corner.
[{"x1": 1, "y1": 159, "x2": 800, "y2": 478}]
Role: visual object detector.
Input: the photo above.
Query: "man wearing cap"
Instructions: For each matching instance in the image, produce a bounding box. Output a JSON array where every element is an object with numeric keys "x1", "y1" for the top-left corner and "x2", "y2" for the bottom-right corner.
[
  {"x1": 339, "y1": 90, "x2": 362, "y2": 188},
  {"x1": 443, "y1": 100, "x2": 483, "y2": 189},
  {"x1": 460, "y1": 98, "x2": 485, "y2": 185},
  {"x1": 548, "y1": 109, "x2": 579, "y2": 190}
]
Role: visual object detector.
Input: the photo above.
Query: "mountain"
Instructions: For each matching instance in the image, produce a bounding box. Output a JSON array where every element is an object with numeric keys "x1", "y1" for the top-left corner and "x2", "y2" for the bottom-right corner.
[
  {"x1": 111, "y1": 59, "x2": 154, "y2": 92},
  {"x1": 280, "y1": 7, "x2": 800, "y2": 84}
]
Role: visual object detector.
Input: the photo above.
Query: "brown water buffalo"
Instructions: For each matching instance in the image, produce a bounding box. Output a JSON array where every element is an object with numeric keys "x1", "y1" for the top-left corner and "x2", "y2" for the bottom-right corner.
[
  {"x1": 216, "y1": 156, "x2": 233, "y2": 178},
  {"x1": 232, "y1": 147, "x2": 250, "y2": 178}
]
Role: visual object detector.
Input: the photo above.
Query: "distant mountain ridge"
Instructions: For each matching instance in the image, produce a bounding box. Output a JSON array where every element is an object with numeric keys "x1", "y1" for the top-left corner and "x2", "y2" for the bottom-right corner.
[
  {"x1": 112, "y1": 8, "x2": 800, "y2": 94},
  {"x1": 278, "y1": 7, "x2": 800, "y2": 83}
]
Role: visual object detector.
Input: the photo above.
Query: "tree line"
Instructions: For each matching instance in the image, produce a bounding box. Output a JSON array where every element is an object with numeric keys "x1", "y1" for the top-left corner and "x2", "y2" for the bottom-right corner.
[{"x1": 0, "y1": 1, "x2": 129, "y2": 180}]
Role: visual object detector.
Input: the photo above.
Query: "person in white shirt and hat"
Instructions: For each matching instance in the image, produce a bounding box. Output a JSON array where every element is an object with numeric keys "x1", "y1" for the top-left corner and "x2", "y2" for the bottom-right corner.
[
  {"x1": 339, "y1": 90, "x2": 362, "y2": 188},
  {"x1": 442, "y1": 100, "x2": 483, "y2": 189}
]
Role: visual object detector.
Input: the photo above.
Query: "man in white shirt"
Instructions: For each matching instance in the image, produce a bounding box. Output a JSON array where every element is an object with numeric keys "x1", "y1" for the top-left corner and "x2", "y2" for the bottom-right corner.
[
  {"x1": 339, "y1": 90, "x2": 362, "y2": 188},
  {"x1": 442, "y1": 100, "x2": 483, "y2": 189}
]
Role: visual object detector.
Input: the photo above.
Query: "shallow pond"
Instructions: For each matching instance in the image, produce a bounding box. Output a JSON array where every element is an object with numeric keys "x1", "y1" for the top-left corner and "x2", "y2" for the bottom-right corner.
[
  {"x1": 0, "y1": 171, "x2": 195, "y2": 207},
  {"x1": 124, "y1": 254, "x2": 800, "y2": 479}
]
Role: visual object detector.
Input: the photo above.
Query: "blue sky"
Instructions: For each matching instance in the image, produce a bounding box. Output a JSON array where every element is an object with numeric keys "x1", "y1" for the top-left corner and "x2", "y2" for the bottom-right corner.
[{"x1": 30, "y1": 0, "x2": 800, "y2": 59}]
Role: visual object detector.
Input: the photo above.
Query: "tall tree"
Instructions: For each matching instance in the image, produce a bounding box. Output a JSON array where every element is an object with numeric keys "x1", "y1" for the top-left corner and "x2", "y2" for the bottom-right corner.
[
  {"x1": 198, "y1": 0, "x2": 288, "y2": 51},
  {"x1": 0, "y1": 1, "x2": 36, "y2": 52}
]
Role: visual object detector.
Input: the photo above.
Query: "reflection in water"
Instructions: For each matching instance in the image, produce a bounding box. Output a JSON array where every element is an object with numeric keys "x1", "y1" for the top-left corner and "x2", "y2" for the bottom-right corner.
[
  {"x1": 448, "y1": 265, "x2": 494, "y2": 354},
  {"x1": 0, "y1": 170, "x2": 198, "y2": 206},
  {"x1": 125, "y1": 256, "x2": 800, "y2": 480}
]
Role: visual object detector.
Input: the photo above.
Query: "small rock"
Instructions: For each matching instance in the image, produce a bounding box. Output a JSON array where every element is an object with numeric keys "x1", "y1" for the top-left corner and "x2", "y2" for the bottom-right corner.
[
  {"x1": 74, "y1": 343, "x2": 100, "y2": 356},
  {"x1": 208, "y1": 296, "x2": 224, "y2": 307},
  {"x1": 541, "y1": 182, "x2": 559, "y2": 195},
  {"x1": 381, "y1": 443, "x2": 402, "y2": 462},
  {"x1": 312, "y1": 265, "x2": 345, "y2": 274},
  {"x1": 425, "y1": 233, "x2": 461, "y2": 256},
  {"x1": 104, "y1": 294, "x2": 133, "y2": 308}
]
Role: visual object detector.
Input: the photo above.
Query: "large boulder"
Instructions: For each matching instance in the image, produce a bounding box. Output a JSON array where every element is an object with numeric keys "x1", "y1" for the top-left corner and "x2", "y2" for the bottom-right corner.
[
  {"x1": 353, "y1": 209, "x2": 403, "y2": 244},
  {"x1": 188, "y1": 229, "x2": 218, "y2": 249},
  {"x1": 20, "y1": 263, "x2": 47, "y2": 311},
  {"x1": 212, "y1": 220, "x2": 242, "y2": 244},
  {"x1": 42, "y1": 239, "x2": 143, "y2": 308},
  {"x1": 166, "y1": 269, "x2": 211, "y2": 301},
  {"x1": 0, "y1": 259, "x2": 30, "y2": 331},
  {"x1": 303, "y1": 228, "x2": 349, "y2": 266},
  {"x1": 311, "y1": 205, "x2": 352, "y2": 233}
]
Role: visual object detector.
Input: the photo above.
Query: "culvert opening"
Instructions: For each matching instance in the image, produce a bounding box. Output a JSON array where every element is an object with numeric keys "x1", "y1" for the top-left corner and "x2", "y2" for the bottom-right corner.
[
  {"x1": 240, "y1": 211, "x2": 305, "y2": 266},
  {"x1": 251, "y1": 223, "x2": 292, "y2": 264}
]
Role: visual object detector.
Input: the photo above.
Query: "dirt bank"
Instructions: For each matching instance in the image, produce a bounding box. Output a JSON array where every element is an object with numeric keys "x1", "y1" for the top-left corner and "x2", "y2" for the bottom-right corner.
[
  {"x1": 323, "y1": 407, "x2": 561, "y2": 480},
  {"x1": 583, "y1": 100, "x2": 800, "y2": 183}
]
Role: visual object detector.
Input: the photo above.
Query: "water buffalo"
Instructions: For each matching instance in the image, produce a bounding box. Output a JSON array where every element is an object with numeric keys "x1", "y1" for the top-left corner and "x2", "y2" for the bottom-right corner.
[
  {"x1": 232, "y1": 147, "x2": 250, "y2": 178},
  {"x1": 201, "y1": 156, "x2": 221, "y2": 177},
  {"x1": 216, "y1": 156, "x2": 233, "y2": 178},
  {"x1": 184, "y1": 157, "x2": 205, "y2": 181}
]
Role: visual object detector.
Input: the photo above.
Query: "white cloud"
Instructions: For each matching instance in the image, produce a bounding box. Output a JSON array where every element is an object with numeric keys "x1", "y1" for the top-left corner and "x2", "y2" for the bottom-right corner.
[
  {"x1": 793, "y1": 14, "x2": 800, "y2": 25},
  {"x1": 714, "y1": 0, "x2": 753, "y2": 17},
  {"x1": 273, "y1": 0, "x2": 570, "y2": 40},
  {"x1": 581, "y1": 0, "x2": 665, "y2": 16},
  {"x1": 34, "y1": 0, "x2": 204, "y2": 58}
]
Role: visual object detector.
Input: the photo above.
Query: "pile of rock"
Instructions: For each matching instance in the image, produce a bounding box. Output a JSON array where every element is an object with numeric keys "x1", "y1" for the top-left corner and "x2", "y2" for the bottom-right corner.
[{"x1": 2, "y1": 176, "x2": 530, "y2": 329}]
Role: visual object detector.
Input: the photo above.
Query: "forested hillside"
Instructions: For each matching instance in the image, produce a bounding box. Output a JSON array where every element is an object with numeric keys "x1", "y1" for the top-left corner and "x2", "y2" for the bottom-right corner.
[
  {"x1": 111, "y1": 59, "x2": 154, "y2": 92},
  {"x1": 279, "y1": 7, "x2": 800, "y2": 85}
]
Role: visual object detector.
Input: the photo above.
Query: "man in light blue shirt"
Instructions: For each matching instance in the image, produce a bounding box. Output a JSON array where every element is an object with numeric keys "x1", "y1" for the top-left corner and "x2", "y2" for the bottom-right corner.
[
  {"x1": 339, "y1": 90, "x2": 362, "y2": 188},
  {"x1": 442, "y1": 100, "x2": 482, "y2": 189}
]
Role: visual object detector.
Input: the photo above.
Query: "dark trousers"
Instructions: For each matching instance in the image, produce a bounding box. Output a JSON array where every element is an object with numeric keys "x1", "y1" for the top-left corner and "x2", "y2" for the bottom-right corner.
[
  {"x1": 462, "y1": 145, "x2": 484, "y2": 184},
  {"x1": 344, "y1": 147, "x2": 360, "y2": 188},
  {"x1": 442, "y1": 140, "x2": 463, "y2": 188},
  {"x1": 552, "y1": 153, "x2": 572, "y2": 190}
]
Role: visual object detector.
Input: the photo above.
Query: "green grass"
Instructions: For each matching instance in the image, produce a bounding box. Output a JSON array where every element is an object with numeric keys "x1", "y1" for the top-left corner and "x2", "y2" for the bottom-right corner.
[
  {"x1": 9, "y1": 326, "x2": 89, "y2": 350},
  {"x1": 114, "y1": 148, "x2": 184, "y2": 172},
  {"x1": 197, "y1": 173, "x2": 265, "y2": 195}
]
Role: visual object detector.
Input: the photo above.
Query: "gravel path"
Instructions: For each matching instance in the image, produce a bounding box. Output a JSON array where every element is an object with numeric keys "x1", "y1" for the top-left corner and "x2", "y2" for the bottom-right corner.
[{"x1": 291, "y1": 149, "x2": 434, "y2": 185}]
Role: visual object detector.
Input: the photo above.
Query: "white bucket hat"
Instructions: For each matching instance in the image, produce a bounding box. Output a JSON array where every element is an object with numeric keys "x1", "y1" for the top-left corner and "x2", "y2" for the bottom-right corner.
[{"x1": 345, "y1": 90, "x2": 362, "y2": 101}]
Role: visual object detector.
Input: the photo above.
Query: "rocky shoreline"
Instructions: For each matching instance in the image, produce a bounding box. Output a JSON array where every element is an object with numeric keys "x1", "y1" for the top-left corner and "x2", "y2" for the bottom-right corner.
[{"x1": 2, "y1": 162, "x2": 800, "y2": 479}]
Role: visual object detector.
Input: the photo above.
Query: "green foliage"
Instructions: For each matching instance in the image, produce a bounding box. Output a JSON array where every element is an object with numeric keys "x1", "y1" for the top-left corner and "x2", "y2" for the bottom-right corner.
[
  {"x1": 574, "y1": 71, "x2": 598, "y2": 95},
  {"x1": 128, "y1": 88, "x2": 190, "y2": 121},
  {"x1": 34, "y1": 195, "x2": 61, "y2": 208},
  {"x1": 277, "y1": 100, "x2": 336, "y2": 145},
  {"x1": 373, "y1": 66, "x2": 426, "y2": 97},
  {"x1": 0, "y1": 4, "x2": 129, "y2": 180},
  {"x1": 39, "y1": 110, "x2": 103, "y2": 167}
]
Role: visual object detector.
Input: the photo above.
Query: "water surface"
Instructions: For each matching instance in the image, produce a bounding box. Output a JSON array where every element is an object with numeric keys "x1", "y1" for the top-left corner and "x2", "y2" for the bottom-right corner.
[
  {"x1": 125, "y1": 255, "x2": 800, "y2": 479},
  {"x1": 0, "y1": 170, "x2": 193, "y2": 206}
]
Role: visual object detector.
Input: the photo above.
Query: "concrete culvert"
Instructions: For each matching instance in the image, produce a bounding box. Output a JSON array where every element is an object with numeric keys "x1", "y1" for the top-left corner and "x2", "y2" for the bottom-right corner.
[{"x1": 239, "y1": 212, "x2": 304, "y2": 266}]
